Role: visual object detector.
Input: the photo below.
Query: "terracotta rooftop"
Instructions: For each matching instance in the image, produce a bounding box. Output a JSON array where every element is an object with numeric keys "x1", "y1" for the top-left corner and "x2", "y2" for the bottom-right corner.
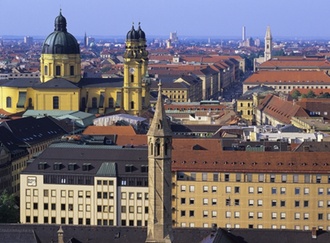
[
  {"x1": 83, "y1": 125, "x2": 137, "y2": 136},
  {"x1": 244, "y1": 70, "x2": 330, "y2": 84},
  {"x1": 257, "y1": 94, "x2": 309, "y2": 124}
]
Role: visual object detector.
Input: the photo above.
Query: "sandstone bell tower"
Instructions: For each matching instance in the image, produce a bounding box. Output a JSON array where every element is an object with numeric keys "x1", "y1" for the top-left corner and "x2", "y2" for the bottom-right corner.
[{"x1": 146, "y1": 81, "x2": 173, "y2": 243}]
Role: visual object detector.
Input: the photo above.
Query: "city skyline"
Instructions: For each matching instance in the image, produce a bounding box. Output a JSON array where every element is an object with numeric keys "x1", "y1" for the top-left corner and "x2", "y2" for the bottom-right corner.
[{"x1": 1, "y1": 0, "x2": 330, "y2": 39}]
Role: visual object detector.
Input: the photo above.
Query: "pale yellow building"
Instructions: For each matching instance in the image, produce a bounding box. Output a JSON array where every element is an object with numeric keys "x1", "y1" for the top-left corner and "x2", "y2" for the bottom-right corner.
[
  {"x1": 171, "y1": 143, "x2": 330, "y2": 230},
  {"x1": 20, "y1": 144, "x2": 149, "y2": 226},
  {"x1": 0, "y1": 11, "x2": 150, "y2": 116}
]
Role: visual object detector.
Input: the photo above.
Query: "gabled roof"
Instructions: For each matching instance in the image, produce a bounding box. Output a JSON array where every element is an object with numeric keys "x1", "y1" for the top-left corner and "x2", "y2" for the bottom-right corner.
[
  {"x1": 78, "y1": 77, "x2": 123, "y2": 88},
  {"x1": 257, "y1": 94, "x2": 309, "y2": 124}
]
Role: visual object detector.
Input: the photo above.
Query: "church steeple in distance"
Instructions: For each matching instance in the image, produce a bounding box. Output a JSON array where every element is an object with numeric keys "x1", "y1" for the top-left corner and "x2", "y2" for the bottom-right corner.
[
  {"x1": 146, "y1": 81, "x2": 173, "y2": 243},
  {"x1": 264, "y1": 26, "x2": 272, "y2": 61}
]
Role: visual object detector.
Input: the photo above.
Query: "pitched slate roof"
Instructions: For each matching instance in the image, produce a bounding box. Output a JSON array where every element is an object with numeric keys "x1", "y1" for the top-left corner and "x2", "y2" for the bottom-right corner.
[
  {"x1": 33, "y1": 78, "x2": 79, "y2": 89},
  {"x1": 0, "y1": 78, "x2": 40, "y2": 87},
  {"x1": 78, "y1": 77, "x2": 123, "y2": 88}
]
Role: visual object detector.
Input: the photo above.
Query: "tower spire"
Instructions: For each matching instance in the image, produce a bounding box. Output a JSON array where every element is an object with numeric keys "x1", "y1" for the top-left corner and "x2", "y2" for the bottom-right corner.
[
  {"x1": 146, "y1": 79, "x2": 173, "y2": 243},
  {"x1": 264, "y1": 25, "x2": 272, "y2": 61}
]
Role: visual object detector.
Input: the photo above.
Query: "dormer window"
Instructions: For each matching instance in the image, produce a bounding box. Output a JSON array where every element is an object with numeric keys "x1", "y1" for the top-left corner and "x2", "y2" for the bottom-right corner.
[
  {"x1": 38, "y1": 162, "x2": 47, "y2": 170},
  {"x1": 125, "y1": 164, "x2": 134, "y2": 172},
  {"x1": 141, "y1": 165, "x2": 148, "y2": 173},
  {"x1": 82, "y1": 163, "x2": 92, "y2": 171},
  {"x1": 68, "y1": 163, "x2": 76, "y2": 170},
  {"x1": 53, "y1": 162, "x2": 62, "y2": 170}
]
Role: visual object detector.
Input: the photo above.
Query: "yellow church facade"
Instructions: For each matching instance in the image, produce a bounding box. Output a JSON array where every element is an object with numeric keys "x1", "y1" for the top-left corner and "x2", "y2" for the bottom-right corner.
[{"x1": 0, "y1": 11, "x2": 149, "y2": 116}]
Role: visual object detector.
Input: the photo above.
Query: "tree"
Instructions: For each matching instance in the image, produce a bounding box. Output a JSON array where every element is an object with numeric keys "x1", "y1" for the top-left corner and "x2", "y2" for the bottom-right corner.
[
  {"x1": 291, "y1": 89, "x2": 301, "y2": 100},
  {"x1": 306, "y1": 90, "x2": 316, "y2": 98},
  {"x1": 0, "y1": 190, "x2": 19, "y2": 223},
  {"x1": 318, "y1": 92, "x2": 330, "y2": 98}
]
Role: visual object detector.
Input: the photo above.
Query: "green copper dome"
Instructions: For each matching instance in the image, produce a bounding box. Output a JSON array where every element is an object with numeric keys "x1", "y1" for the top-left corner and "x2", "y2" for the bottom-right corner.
[{"x1": 42, "y1": 11, "x2": 80, "y2": 54}]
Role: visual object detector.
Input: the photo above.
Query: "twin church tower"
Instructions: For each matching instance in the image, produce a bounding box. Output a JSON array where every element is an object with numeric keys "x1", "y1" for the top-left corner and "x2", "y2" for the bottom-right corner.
[{"x1": 1, "y1": 10, "x2": 150, "y2": 116}]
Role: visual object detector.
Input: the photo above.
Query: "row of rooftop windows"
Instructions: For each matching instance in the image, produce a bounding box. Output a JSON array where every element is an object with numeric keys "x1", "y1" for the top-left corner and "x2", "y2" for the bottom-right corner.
[{"x1": 177, "y1": 172, "x2": 330, "y2": 184}]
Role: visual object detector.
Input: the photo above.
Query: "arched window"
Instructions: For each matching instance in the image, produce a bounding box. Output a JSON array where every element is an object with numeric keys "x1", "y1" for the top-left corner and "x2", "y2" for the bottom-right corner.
[
  {"x1": 131, "y1": 101, "x2": 134, "y2": 109},
  {"x1": 131, "y1": 74, "x2": 134, "y2": 83},
  {"x1": 92, "y1": 97, "x2": 97, "y2": 108},
  {"x1": 55, "y1": 66, "x2": 61, "y2": 76},
  {"x1": 53, "y1": 96, "x2": 59, "y2": 109},
  {"x1": 6, "y1": 97, "x2": 11, "y2": 108},
  {"x1": 155, "y1": 139, "x2": 160, "y2": 156},
  {"x1": 44, "y1": 66, "x2": 48, "y2": 75},
  {"x1": 108, "y1": 98, "x2": 114, "y2": 108}
]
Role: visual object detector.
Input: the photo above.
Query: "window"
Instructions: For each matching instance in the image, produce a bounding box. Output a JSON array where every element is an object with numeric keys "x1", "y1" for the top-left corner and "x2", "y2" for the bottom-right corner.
[
  {"x1": 247, "y1": 174, "x2": 252, "y2": 182},
  {"x1": 203, "y1": 198, "x2": 208, "y2": 205},
  {"x1": 202, "y1": 173, "x2": 207, "y2": 181},
  {"x1": 189, "y1": 210, "x2": 194, "y2": 217},
  {"x1": 26, "y1": 202, "x2": 31, "y2": 209},
  {"x1": 53, "y1": 96, "x2": 59, "y2": 109},
  {"x1": 316, "y1": 175, "x2": 321, "y2": 183},
  {"x1": 33, "y1": 203, "x2": 38, "y2": 210},
  {"x1": 257, "y1": 200, "x2": 263, "y2": 206},
  {"x1": 271, "y1": 200, "x2": 276, "y2": 207},
  {"x1": 61, "y1": 204, "x2": 66, "y2": 211},
  {"x1": 257, "y1": 187, "x2": 263, "y2": 194},
  {"x1": 236, "y1": 173, "x2": 241, "y2": 182},
  {"x1": 55, "y1": 65, "x2": 61, "y2": 76},
  {"x1": 234, "y1": 199, "x2": 240, "y2": 206},
  {"x1": 212, "y1": 211, "x2": 217, "y2": 218},
  {"x1": 212, "y1": 198, "x2": 217, "y2": 205},
  {"x1": 51, "y1": 203, "x2": 56, "y2": 210},
  {"x1": 271, "y1": 187, "x2": 276, "y2": 194},
  {"x1": 248, "y1": 212, "x2": 254, "y2": 219},
  {"x1": 189, "y1": 185, "x2": 195, "y2": 192},
  {"x1": 44, "y1": 203, "x2": 48, "y2": 210},
  {"x1": 280, "y1": 212, "x2": 286, "y2": 219},
  {"x1": 213, "y1": 173, "x2": 219, "y2": 182},
  {"x1": 234, "y1": 186, "x2": 240, "y2": 193},
  {"x1": 202, "y1": 186, "x2": 208, "y2": 192},
  {"x1": 318, "y1": 200, "x2": 324, "y2": 207},
  {"x1": 129, "y1": 206, "x2": 134, "y2": 213},
  {"x1": 295, "y1": 188, "x2": 300, "y2": 195},
  {"x1": 281, "y1": 174, "x2": 287, "y2": 183},
  {"x1": 280, "y1": 187, "x2": 286, "y2": 194},
  {"x1": 6, "y1": 97, "x2": 12, "y2": 108},
  {"x1": 248, "y1": 187, "x2": 254, "y2": 194},
  {"x1": 272, "y1": 212, "x2": 277, "y2": 219},
  {"x1": 304, "y1": 174, "x2": 310, "y2": 183},
  {"x1": 44, "y1": 65, "x2": 48, "y2": 75},
  {"x1": 258, "y1": 212, "x2": 263, "y2": 219},
  {"x1": 304, "y1": 200, "x2": 309, "y2": 207},
  {"x1": 212, "y1": 186, "x2": 217, "y2": 193},
  {"x1": 280, "y1": 200, "x2": 286, "y2": 207},
  {"x1": 318, "y1": 213, "x2": 323, "y2": 220},
  {"x1": 44, "y1": 190, "x2": 49, "y2": 197},
  {"x1": 226, "y1": 186, "x2": 231, "y2": 193},
  {"x1": 203, "y1": 210, "x2": 208, "y2": 217},
  {"x1": 293, "y1": 174, "x2": 298, "y2": 183},
  {"x1": 304, "y1": 187, "x2": 309, "y2": 195},
  {"x1": 189, "y1": 198, "x2": 195, "y2": 205},
  {"x1": 234, "y1": 211, "x2": 240, "y2": 218},
  {"x1": 190, "y1": 173, "x2": 196, "y2": 181},
  {"x1": 319, "y1": 188, "x2": 324, "y2": 195},
  {"x1": 224, "y1": 173, "x2": 230, "y2": 182},
  {"x1": 226, "y1": 211, "x2": 231, "y2": 218},
  {"x1": 129, "y1": 192, "x2": 134, "y2": 200},
  {"x1": 70, "y1": 66, "x2": 74, "y2": 76},
  {"x1": 258, "y1": 174, "x2": 264, "y2": 182},
  {"x1": 295, "y1": 201, "x2": 300, "y2": 207},
  {"x1": 181, "y1": 185, "x2": 186, "y2": 192},
  {"x1": 270, "y1": 174, "x2": 275, "y2": 182},
  {"x1": 248, "y1": 199, "x2": 254, "y2": 206},
  {"x1": 180, "y1": 210, "x2": 186, "y2": 217},
  {"x1": 226, "y1": 198, "x2": 231, "y2": 206}
]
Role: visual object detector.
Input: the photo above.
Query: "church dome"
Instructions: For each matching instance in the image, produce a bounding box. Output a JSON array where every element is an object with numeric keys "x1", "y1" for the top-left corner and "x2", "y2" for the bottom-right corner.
[
  {"x1": 126, "y1": 24, "x2": 139, "y2": 41},
  {"x1": 137, "y1": 23, "x2": 146, "y2": 40},
  {"x1": 42, "y1": 11, "x2": 80, "y2": 54}
]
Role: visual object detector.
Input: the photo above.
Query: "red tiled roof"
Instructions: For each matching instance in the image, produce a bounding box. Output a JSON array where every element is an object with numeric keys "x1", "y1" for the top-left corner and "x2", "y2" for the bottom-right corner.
[
  {"x1": 257, "y1": 94, "x2": 309, "y2": 123},
  {"x1": 83, "y1": 125, "x2": 137, "y2": 136},
  {"x1": 244, "y1": 70, "x2": 330, "y2": 84}
]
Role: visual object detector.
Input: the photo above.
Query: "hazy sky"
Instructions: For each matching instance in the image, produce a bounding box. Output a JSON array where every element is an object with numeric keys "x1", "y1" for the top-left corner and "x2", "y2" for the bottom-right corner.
[{"x1": 1, "y1": 0, "x2": 329, "y2": 39}]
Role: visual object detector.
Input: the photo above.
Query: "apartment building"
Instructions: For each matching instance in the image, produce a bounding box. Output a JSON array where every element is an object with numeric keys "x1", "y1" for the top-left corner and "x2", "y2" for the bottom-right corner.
[
  {"x1": 20, "y1": 143, "x2": 149, "y2": 226},
  {"x1": 171, "y1": 144, "x2": 330, "y2": 230}
]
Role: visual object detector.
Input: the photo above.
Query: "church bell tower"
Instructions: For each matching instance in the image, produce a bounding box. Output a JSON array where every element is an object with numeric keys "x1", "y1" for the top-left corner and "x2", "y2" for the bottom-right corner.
[
  {"x1": 264, "y1": 26, "x2": 272, "y2": 61},
  {"x1": 146, "y1": 82, "x2": 173, "y2": 243},
  {"x1": 123, "y1": 23, "x2": 149, "y2": 115}
]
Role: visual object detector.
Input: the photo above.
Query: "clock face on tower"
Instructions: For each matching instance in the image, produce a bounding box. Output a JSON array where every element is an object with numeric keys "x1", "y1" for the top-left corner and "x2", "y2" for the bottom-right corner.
[
  {"x1": 129, "y1": 67, "x2": 135, "y2": 74},
  {"x1": 27, "y1": 176, "x2": 37, "y2": 187}
]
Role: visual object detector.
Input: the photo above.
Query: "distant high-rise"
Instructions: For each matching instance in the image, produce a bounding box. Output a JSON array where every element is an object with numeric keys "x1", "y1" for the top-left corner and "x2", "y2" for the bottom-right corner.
[
  {"x1": 264, "y1": 26, "x2": 272, "y2": 61},
  {"x1": 169, "y1": 31, "x2": 178, "y2": 42},
  {"x1": 242, "y1": 26, "x2": 246, "y2": 41},
  {"x1": 24, "y1": 36, "x2": 33, "y2": 45}
]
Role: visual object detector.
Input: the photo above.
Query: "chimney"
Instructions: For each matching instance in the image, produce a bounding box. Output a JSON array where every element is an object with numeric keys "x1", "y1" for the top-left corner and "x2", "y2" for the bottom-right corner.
[
  {"x1": 312, "y1": 227, "x2": 317, "y2": 239},
  {"x1": 57, "y1": 225, "x2": 64, "y2": 243}
]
